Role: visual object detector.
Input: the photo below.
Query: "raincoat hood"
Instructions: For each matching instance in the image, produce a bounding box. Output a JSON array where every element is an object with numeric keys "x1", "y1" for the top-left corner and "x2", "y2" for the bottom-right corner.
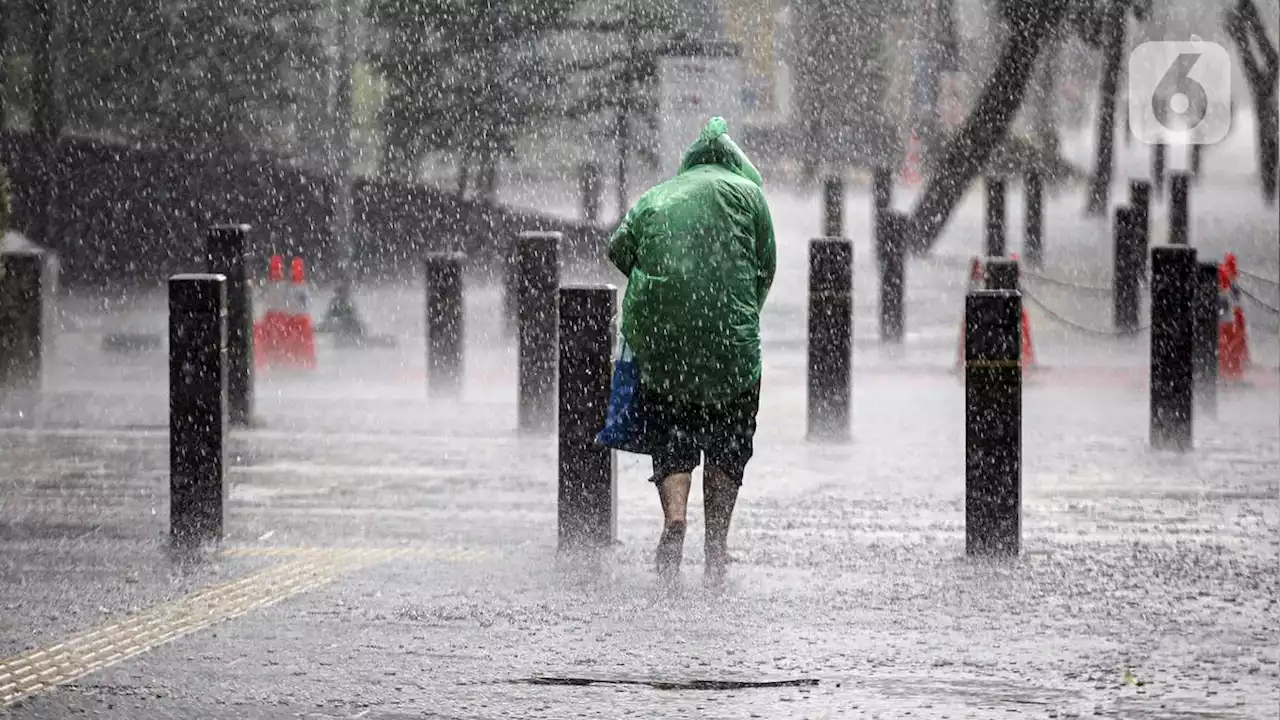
[{"x1": 677, "y1": 117, "x2": 764, "y2": 187}]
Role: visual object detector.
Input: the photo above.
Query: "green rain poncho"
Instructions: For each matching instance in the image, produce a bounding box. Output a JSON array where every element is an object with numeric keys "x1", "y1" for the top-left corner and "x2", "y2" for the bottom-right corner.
[{"x1": 607, "y1": 117, "x2": 777, "y2": 405}]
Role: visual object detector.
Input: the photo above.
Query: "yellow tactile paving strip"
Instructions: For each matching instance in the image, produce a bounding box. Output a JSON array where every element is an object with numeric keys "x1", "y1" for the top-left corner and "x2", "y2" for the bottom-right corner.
[{"x1": 0, "y1": 545, "x2": 494, "y2": 708}]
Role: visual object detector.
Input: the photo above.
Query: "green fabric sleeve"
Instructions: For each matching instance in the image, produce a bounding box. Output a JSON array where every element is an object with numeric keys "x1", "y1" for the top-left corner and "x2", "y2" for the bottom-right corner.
[
  {"x1": 754, "y1": 190, "x2": 776, "y2": 307},
  {"x1": 607, "y1": 202, "x2": 640, "y2": 277}
]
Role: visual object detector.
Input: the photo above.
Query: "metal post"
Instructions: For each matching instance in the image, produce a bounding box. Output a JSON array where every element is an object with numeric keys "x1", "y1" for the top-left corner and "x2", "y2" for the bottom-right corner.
[
  {"x1": 1113, "y1": 207, "x2": 1142, "y2": 334},
  {"x1": 1188, "y1": 143, "x2": 1202, "y2": 179},
  {"x1": 168, "y1": 273, "x2": 228, "y2": 548},
  {"x1": 822, "y1": 176, "x2": 844, "y2": 239},
  {"x1": 1169, "y1": 172, "x2": 1190, "y2": 245},
  {"x1": 1149, "y1": 246, "x2": 1196, "y2": 451},
  {"x1": 984, "y1": 177, "x2": 1006, "y2": 257},
  {"x1": 965, "y1": 289, "x2": 1022, "y2": 557},
  {"x1": 877, "y1": 211, "x2": 906, "y2": 343},
  {"x1": 1152, "y1": 142, "x2": 1166, "y2": 197},
  {"x1": 517, "y1": 231, "x2": 560, "y2": 433},
  {"x1": 807, "y1": 238, "x2": 853, "y2": 441},
  {"x1": 1023, "y1": 172, "x2": 1044, "y2": 269},
  {"x1": 872, "y1": 167, "x2": 893, "y2": 221},
  {"x1": 1128, "y1": 180, "x2": 1152, "y2": 282},
  {"x1": 984, "y1": 257, "x2": 1019, "y2": 291},
  {"x1": 424, "y1": 252, "x2": 465, "y2": 398},
  {"x1": 0, "y1": 250, "x2": 46, "y2": 392},
  {"x1": 205, "y1": 225, "x2": 253, "y2": 426},
  {"x1": 1193, "y1": 261, "x2": 1219, "y2": 420},
  {"x1": 579, "y1": 161, "x2": 603, "y2": 224},
  {"x1": 557, "y1": 284, "x2": 618, "y2": 553}
]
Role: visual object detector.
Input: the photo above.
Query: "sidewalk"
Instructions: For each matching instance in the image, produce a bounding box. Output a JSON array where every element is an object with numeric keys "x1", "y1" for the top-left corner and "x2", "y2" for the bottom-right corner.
[{"x1": 1, "y1": 183, "x2": 1277, "y2": 718}]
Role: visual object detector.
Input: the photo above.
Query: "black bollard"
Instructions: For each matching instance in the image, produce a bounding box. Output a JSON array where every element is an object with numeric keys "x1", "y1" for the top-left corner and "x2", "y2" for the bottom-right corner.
[
  {"x1": 807, "y1": 238, "x2": 853, "y2": 441},
  {"x1": 517, "y1": 231, "x2": 561, "y2": 433},
  {"x1": 965, "y1": 289, "x2": 1022, "y2": 557},
  {"x1": 1128, "y1": 180, "x2": 1152, "y2": 282},
  {"x1": 579, "y1": 161, "x2": 603, "y2": 224},
  {"x1": 0, "y1": 250, "x2": 46, "y2": 392},
  {"x1": 877, "y1": 211, "x2": 907, "y2": 343},
  {"x1": 1113, "y1": 207, "x2": 1143, "y2": 334},
  {"x1": 984, "y1": 177, "x2": 1007, "y2": 257},
  {"x1": 984, "y1": 257, "x2": 1019, "y2": 291},
  {"x1": 822, "y1": 175, "x2": 844, "y2": 239},
  {"x1": 1023, "y1": 172, "x2": 1044, "y2": 269},
  {"x1": 1188, "y1": 143, "x2": 1202, "y2": 180},
  {"x1": 169, "y1": 274, "x2": 229, "y2": 547},
  {"x1": 205, "y1": 224, "x2": 254, "y2": 427},
  {"x1": 1193, "y1": 261, "x2": 1219, "y2": 420},
  {"x1": 872, "y1": 167, "x2": 893, "y2": 220},
  {"x1": 1169, "y1": 172, "x2": 1190, "y2": 245},
  {"x1": 1149, "y1": 246, "x2": 1197, "y2": 451},
  {"x1": 557, "y1": 284, "x2": 617, "y2": 553},
  {"x1": 424, "y1": 252, "x2": 465, "y2": 398},
  {"x1": 1152, "y1": 142, "x2": 1167, "y2": 197}
]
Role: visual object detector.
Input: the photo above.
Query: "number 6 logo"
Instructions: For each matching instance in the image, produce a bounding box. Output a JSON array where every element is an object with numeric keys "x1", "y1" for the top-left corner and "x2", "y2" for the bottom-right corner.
[{"x1": 1129, "y1": 41, "x2": 1232, "y2": 145}]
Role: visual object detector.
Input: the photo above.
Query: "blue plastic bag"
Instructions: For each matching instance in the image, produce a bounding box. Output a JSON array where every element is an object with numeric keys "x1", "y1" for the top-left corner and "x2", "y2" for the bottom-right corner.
[{"x1": 595, "y1": 336, "x2": 653, "y2": 454}]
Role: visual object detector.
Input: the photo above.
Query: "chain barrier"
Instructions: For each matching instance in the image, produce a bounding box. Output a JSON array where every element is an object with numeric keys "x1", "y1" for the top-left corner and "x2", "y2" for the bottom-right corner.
[
  {"x1": 1020, "y1": 288, "x2": 1151, "y2": 336},
  {"x1": 1239, "y1": 285, "x2": 1280, "y2": 315},
  {"x1": 1238, "y1": 269, "x2": 1280, "y2": 287},
  {"x1": 1021, "y1": 270, "x2": 1113, "y2": 294}
]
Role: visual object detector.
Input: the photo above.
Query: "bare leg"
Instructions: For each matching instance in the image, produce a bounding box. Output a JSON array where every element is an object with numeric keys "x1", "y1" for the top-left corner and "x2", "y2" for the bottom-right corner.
[
  {"x1": 656, "y1": 473, "x2": 692, "y2": 579},
  {"x1": 703, "y1": 467, "x2": 739, "y2": 584}
]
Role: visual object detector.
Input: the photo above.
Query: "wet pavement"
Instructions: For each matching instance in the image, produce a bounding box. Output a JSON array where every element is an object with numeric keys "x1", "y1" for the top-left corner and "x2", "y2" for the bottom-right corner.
[{"x1": 1, "y1": 175, "x2": 1278, "y2": 718}]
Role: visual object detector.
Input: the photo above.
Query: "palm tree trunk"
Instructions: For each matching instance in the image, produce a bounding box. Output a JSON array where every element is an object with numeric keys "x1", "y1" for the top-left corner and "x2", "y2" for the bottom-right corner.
[
  {"x1": 1085, "y1": 1, "x2": 1126, "y2": 217},
  {"x1": 907, "y1": 0, "x2": 1069, "y2": 253}
]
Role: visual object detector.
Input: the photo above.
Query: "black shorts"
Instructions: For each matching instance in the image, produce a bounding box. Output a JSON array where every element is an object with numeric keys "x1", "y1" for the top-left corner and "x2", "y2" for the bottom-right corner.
[{"x1": 644, "y1": 381, "x2": 761, "y2": 486}]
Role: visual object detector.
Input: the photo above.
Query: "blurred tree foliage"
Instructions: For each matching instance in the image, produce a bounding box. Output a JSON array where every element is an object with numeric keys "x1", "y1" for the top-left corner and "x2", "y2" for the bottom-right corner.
[
  {"x1": 63, "y1": 0, "x2": 325, "y2": 160},
  {"x1": 369, "y1": 0, "x2": 579, "y2": 197},
  {"x1": 0, "y1": 0, "x2": 326, "y2": 160}
]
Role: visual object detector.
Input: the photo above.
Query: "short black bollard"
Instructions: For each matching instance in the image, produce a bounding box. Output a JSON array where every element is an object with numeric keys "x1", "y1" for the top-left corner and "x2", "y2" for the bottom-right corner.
[
  {"x1": 1023, "y1": 172, "x2": 1044, "y2": 269},
  {"x1": 822, "y1": 175, "x2": 844, "y2": 239},
  {"x1": 517, "y1": 231, "x2": 561, "y2": 433},
  {"x1": 1169, "y1": 172, "x2": 1190, "y2": 246},
  {"x1": 807, "y1": 238, "x2": 853, "y2": 441},
  {"x1": 424, "y1": 252, "x2": 465, "y2": 398},
  {"x1": 1128, "y1": 180, "x2": 1152, "y2": 282},
  {"x1": 984, "y1": 257, "x2": 1019, "y2": 291},
  {"x1": 557, "y1": 284, "x2": 618, "y2": 553},
  {"x1": 984, "y1": 177, "x2": 1007, "y2": 257},
  {"x1": 169, "y1": 274, "x2": 229, "y2": 548},
  {"x1": 1113, "y1": 207, "x2": 1143, "y2": 334},
  {"x1": 877, "y1": 211, "x2": 907, "y2": 343},
  {"x1": 1150, "y1": 246, "x2": 1197, "y2": 451},
  {"x1": 1152, "y1": 142, "x2": 1167, "y2": 197},
  {"x1": 872, "y1": 167, "x2": 893, "y2": 220},
  {"x1": 1193, "y1": 261, "x2": 1219, "y2": 420},
  {"x1": 0, "y1": 250, "x2": 46, "y2": 392},
  {"x1": 965, "y1": 289, "x2": 1022, "y2": 557},
  {"x1": 205, "y1": 224, "x2": 254, "y2": 427},
  {"x1": 579, "y1": 161, "x2": 603, "y2": 224},
  {"x1": 1188, "y1": 143, "x2": 1202, "y2": 179}
]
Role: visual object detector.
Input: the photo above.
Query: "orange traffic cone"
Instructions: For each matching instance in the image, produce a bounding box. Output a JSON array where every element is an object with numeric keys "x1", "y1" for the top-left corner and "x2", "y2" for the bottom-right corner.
[
  {"x1": 1019, "y1": 304, "x2": 1037, "y2": 368},
  {"x1": 254, "y1": 255, "x2": 287, "y2": 369},
  {"x1": 1011, "y1": 253, "x2": 1037, "y2": 369},
  {"x1": 901, "y1": 132, "x2": 923, "y2": 186},
  {"x1": 1218, "y1": 257, "x2": 1249, "y2": 381},
  {"x1": 279, "y1": 257, "x2": 317, "y2": 369}
]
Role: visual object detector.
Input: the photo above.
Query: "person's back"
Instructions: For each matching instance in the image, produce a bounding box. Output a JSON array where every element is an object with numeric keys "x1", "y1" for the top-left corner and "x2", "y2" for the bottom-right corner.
[{"x1": 607, "y1": 117, "x2": 775, "y2": 585}]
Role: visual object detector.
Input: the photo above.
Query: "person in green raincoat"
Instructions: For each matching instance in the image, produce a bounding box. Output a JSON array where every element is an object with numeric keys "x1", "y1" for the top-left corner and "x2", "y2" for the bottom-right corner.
[{"x1": 607, "y1": 116, "x2": 776, "y2": 584}]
